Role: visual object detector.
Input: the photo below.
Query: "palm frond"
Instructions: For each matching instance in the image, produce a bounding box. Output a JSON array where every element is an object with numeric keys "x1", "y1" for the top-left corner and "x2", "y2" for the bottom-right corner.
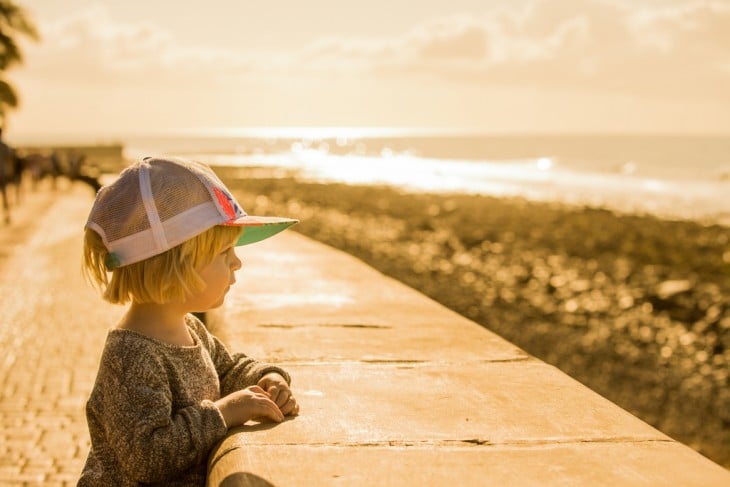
[
  {"x1": 0, "y1": 1, "x2": 39, "y2": 40},
  {"x1": 0, "y1": 31, "x2": 21, "y2": 69},
  {"x1": 0, "y1": 78, "x2": 19, "y2": 108}
]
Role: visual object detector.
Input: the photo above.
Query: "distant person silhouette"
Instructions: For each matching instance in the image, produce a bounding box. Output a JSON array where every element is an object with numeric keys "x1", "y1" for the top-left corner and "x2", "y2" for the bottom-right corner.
[
  {"x1": 0, "y1": 128, "x2": 13, "y2": 224},
  {"x1": 49, "y1": 149, "x2": 62, "y2": 189}
]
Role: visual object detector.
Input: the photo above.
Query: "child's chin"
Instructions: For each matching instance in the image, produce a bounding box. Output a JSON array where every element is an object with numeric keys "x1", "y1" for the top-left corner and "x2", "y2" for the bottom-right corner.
[{"x1": 193, "y1": 299, "x2": 225, "y2": 313}]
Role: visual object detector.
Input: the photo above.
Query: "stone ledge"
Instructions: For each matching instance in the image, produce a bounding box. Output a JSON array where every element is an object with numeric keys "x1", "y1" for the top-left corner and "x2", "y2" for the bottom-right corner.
[{"x1": 207, "y1": 231, "x2": 730, "y2": 486}]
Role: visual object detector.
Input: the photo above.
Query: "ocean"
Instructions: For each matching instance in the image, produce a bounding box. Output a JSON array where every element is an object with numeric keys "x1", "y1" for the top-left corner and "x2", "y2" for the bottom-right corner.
[{"x1": 120, "y1": 132, "x2": 730, "y2": 225}]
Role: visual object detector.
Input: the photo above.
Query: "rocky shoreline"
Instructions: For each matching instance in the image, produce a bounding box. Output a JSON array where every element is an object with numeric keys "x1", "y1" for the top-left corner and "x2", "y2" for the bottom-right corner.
[{"x1": 223, "y1": 169, "x2": 730, "y2": 468}]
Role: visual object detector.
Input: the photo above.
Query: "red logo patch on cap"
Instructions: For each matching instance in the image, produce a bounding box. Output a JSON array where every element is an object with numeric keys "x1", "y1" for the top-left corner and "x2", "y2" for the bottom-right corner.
[{"x1": 213, "y1": 187, "x2": 240, "y2": 220}]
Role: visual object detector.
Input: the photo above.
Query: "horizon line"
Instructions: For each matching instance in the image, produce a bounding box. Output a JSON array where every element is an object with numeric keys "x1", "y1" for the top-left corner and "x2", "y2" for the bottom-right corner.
[{"x1": 8, "y1": 126, "x2": 730, "y2": 145}]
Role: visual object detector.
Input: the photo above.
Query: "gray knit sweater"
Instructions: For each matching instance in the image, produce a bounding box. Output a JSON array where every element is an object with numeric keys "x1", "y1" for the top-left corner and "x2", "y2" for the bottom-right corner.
[{"x1": 78, "y1": 314, "x2": 290, "y2": 486}]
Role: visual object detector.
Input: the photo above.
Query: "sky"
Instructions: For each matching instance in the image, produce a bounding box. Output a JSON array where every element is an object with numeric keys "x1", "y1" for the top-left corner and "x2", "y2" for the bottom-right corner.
[{"x1": 5, "y1": 0, "x2": 730, "y2": 141}]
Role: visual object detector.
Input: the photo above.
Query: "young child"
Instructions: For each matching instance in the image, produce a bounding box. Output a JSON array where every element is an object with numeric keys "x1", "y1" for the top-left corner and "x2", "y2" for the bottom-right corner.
[{"x1": 78, "y1": 156, "x2": 299, "y2": 486}]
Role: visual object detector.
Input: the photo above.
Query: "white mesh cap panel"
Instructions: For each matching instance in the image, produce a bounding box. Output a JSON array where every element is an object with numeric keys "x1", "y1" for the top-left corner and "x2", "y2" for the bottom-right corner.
[
  {"x1": 149, "y1": 159, "x2": 213, "y2": 223},
  {"x1": 87, "y1": 164, "x2": 150, "y2": 244}
]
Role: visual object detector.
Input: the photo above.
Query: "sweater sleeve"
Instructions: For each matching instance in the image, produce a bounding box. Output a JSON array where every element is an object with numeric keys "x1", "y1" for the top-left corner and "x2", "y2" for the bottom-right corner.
[
  {"x1": 189, "y1": 316, "x2": 291, "y2": 396},
  {"x1": 88, "y1": 353, "x2": 228, "y2": 483}
]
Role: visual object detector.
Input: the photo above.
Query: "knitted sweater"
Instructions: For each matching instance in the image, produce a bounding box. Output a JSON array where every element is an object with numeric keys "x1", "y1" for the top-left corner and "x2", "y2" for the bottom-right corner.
[{"x1": 78, "y1": 314, "x2": 290, "y2": 486}]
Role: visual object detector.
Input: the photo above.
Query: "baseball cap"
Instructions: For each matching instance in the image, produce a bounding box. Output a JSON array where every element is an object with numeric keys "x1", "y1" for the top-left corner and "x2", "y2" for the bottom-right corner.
[{"x1": 85, "y1": 156, "x2": 298, "y2": 269}]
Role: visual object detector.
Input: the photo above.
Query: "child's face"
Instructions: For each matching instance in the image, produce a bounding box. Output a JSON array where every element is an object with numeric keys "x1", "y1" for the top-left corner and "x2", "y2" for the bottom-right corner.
[{"x1": 187, "y1": 244, "x2": 242, "y2": 312}]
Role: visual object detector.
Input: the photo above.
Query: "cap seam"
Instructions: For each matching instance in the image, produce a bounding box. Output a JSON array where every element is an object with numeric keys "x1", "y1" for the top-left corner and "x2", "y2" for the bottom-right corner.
[{"x1": 138, "y1": 162, "x2": 168, "y2": 253}]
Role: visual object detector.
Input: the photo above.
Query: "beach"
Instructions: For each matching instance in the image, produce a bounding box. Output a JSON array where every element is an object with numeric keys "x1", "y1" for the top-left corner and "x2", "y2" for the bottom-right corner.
[{"x1": 220, "y1": 168, "x2": 730, "y2": 467}]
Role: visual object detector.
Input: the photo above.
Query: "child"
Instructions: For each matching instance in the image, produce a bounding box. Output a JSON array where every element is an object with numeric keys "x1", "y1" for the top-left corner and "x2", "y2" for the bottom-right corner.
[{"x1": 78, "y1": 156, "x2": 299, "y2": 486}]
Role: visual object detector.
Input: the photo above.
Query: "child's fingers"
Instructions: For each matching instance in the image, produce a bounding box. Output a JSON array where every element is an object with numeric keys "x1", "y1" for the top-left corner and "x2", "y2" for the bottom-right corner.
[
  {"x1": 254, "y1": 396, "x2": 285, "y2": 423},
  {"x1": 280, "y1": 395, "x2": 299, "y2": 416},
  {"x1": 247, "y1": 386, "x2": 285, "y2": 422},
  {"x1": 248, "y1": 384, "x2": 295, "y2": 419},
  {"x1": 267, "y1": 385, "x2": 282, "y2": 404},
  {"x1": 261, "y1": 394, "x2": 285, "y2": 422},
  {"x1": 248, "y1": 385, "x2": 267, "y2": 394},
  {"x1": 265, "y1": 385, "x2": 294, "y2": 410}
]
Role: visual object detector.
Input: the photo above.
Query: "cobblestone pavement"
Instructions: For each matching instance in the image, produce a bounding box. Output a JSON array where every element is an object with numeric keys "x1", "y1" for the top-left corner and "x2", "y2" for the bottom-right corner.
[{"x1": 0, "y1": 185, "x2": 123, "y2": 486}]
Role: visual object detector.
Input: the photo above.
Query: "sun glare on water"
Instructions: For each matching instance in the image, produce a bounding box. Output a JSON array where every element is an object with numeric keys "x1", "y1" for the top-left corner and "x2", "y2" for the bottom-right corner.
[{"x1": 537, "y1": 157, "x2": 553, "y2": 170}]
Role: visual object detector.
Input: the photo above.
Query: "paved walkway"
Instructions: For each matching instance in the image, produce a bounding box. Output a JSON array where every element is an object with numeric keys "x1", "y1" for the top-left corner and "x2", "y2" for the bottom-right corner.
[{"x1": 0, "y1": 184, "x2": 123, "y2": 485}]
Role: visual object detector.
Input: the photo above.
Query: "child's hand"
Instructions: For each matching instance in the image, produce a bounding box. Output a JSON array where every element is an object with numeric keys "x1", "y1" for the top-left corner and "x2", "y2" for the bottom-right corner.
[
  {"x1": 257, "y1": 372, "x2": 300, "y2": 417},
  {"x1": 215, "y1": 385, "x2": 284, "y2": 427}
]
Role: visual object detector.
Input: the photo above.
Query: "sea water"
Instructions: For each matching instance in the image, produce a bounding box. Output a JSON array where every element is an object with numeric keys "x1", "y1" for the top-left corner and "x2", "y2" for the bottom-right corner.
[{"x1": 124, "y1": 132, "x2": 730, "y2": 225}]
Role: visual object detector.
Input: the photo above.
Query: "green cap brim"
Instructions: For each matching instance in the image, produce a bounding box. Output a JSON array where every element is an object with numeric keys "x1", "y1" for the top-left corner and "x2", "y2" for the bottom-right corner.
[{"x1": 234, "y1": 218, "x2": 298, "y2": 246}]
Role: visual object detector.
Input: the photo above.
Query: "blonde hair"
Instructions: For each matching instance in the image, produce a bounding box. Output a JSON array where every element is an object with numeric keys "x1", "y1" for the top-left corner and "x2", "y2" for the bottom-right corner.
[{"x1": 83, "y1": 225, "x2": 243, "y2": 305}]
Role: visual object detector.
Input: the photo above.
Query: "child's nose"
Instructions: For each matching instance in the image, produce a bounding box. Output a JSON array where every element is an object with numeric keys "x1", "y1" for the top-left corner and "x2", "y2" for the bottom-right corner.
[{"x1": 231, "y1": 253, "x2": 243, "y2": 271}]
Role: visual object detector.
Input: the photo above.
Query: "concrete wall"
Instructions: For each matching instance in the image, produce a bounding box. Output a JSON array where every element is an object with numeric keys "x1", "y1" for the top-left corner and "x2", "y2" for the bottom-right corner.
[{"x1": 206, "y1": 231, "x2": 730, "y2": 486}]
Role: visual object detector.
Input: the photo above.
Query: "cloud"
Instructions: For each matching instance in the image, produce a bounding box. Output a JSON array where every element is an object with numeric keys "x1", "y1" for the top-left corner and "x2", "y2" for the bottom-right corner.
[
  {"x1": 290, "y1": 0, "x2": 730, "y2": 101},
  {"x1": 23, "y1": 5, "x2": 254, "y2": 85},
  {"x1": 407, "y1": 16, "x2": 490, "y2": 62},
  {"x1": 20, "y1": 0, "x2": 730, "y2": 102}
]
